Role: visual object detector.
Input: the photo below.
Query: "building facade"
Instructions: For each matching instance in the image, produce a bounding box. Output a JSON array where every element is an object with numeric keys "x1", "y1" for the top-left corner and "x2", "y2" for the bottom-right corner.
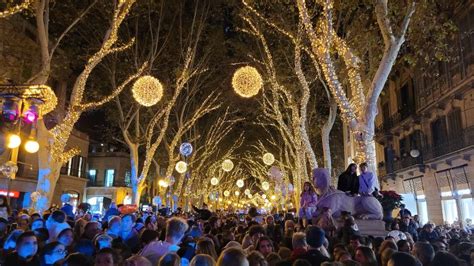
[
  {"x1": 372, "y1": 2, "x2": 474, "y2": 225},
  {"x1": 85, "y1": 143, "x2": 132, "y2": 214}
]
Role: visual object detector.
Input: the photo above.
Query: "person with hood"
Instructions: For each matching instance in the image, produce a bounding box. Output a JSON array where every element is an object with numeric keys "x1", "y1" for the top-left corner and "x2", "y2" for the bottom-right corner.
[
  {"x1": 45, "y1": 210, "x2": 70, "y2": 243},
  {"x1": 337, "y1": 163, "x2": 359, "y2": 195}
]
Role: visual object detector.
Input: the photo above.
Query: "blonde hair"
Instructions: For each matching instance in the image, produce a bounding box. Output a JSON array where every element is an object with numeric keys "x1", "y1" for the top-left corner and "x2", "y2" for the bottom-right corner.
[
  {"x1": 190, "y1": 254, "x2": 216, "y2": 266},
  {"x1": 197, "y1": 238, "x2": 218, "y2": 260}
]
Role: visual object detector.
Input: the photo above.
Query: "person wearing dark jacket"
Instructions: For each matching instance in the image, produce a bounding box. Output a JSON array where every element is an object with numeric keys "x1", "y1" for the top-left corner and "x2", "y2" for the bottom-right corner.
[
  {"x1": 337, "y1": 163, "x2": 359, "y2": 195},
  {"x1": 293, "y1": 226, "x2": 329, "y2": 265},
  {"x1": 399, "y1": 216, "x2": 418, "y2": 242}
]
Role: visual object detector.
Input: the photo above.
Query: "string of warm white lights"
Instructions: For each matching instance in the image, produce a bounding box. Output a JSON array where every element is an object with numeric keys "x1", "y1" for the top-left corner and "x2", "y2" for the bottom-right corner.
[{"x1": 0, "y1": 0, "x2": 32, "y2": 18}]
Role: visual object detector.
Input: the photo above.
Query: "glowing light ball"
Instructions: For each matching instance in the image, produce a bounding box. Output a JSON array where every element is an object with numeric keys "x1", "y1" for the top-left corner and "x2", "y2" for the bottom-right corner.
[
  {"x1": 262, "y1": 181, "x2": 270, "y2": 191},
  {"x1": 222, "y1": 159, "x2": 234, "y2": 172},
  {"x1": 158, "y1": 179, "x2": 169, "y2": 187},
  {"x1": 179, "y1": 142, "x2": 193, "y2": 157},
  {"x1": 23, "y1": 108, "x2": 38, "y2": 123},
  {"x1": 262, "y1": 194, "x2": 267, "y2": 199},
  {"x1": 244, "y1": 189, "x2": 250, "y2": 195},
  {"x1": 24, "y1": 139, "x2": 39, "y2": 153},
  {"x1": 247, "y1": 193, "x2": 253, "y2": 199},
  {"x1": 236, "y1": 179, "x2": 244, "y2": 188},
  {"x1": 211, "y1": 177, "x2": 219, "y2": 186},
  {"x1": 410, "y1": 149, "x2": 420, "y2": 158},
  {"x1": 175, "y1": 161, "x2": 187, "y2": 174},
  {"x1": 132, "y1": 75, "x2": 164, "y2": 107},
  {"x1": 232, "y1": 66, "x2": 263, "y2": 98},
  {"x1": 263, "y1": 153, "x2": 275, "y2": 165},
  {"x1": 235, "y1": 191, "x2": 240, "y2": 196},
  {"x1": 271, "y1": 195, "x2": 276, "y2": 200},
  {"x1": 165, "y1": 176, "x2": 175, "y2": 185},
  {"x1": 224, "y1": 190, "x2": 230, "y2": 197},
  {"x1": 6, "y1": 134, "x2": 21, "y2": 149}
]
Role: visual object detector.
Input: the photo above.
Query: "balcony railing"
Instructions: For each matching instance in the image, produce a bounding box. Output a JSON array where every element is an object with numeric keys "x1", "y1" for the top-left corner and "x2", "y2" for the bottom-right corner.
[
  {"x1": 423, "y1": 126, "x2": 474, "y2": 161},
  {"x1": 392, "y1": 156, "x2": 424, "y2": 172},
  {"x1": 87, "y1": 179, "x2": 132, "y2": 188}
]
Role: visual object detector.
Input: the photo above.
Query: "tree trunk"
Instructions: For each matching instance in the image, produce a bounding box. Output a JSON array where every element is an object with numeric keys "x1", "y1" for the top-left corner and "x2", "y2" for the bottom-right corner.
[
  {"x1": 321, "y1": 100, "x2": 337, "y2": 174},
  {"x1": 129, "y1": 143, "x2": 142, "y2": 205},
  {"x1": 353, "y1": 121, "x2": 380, "y2": 189}
]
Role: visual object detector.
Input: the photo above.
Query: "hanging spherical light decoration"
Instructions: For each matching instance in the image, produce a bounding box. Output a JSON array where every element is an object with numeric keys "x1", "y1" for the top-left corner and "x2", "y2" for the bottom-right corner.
[
  {"x1": 247, "y1": 193, "x2": 253, "y2": 199},
  {"x1": 24, "y1": 139, "x2": 39, "y2": 153},
  {"x1": 222, "y1": 159, "x2": 234, "y2": 172},
  {"x1": 262, "y1": 194, "x2": 267, "y2": 199},
  {"x1": 132, "y1": 75, "x2": 164, "y2": 107},
  {"x1": 224, "y1": 190, "x2": 230, "y2": 197},
  {"x1": 165, "y1": 176, "x2": 175, "y2": 186},
  {"x1": 210, "y1": 177, "x2": 219, "y2": 186},
  {"x1": 235, "y1": 191, "x2": 240, "y2": 196},
  {"x1": 262, "y1": 181, "x2": 270, "y2": 191},
  {"x1": 262, "y1": 153, "x2": 275, "y2": 166},
  {"x1": 175, "y1": 161, "x2": 187, "y2": 174},
  {"x1": 244, "y1": 189, "x2": 251, "y2": 195},
  {"x1": 179, "y1": 142, "x2": 193, "y2": 157},
  {"x1": 232, "y1": 66, "x2": 263, "y2": 98},
  {"x1": 236, "y1": 179, "x2": 244, "y2": 188}
]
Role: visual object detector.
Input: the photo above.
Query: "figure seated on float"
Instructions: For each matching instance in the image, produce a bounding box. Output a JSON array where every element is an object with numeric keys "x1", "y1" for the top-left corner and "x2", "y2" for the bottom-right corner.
[{"x1": 312, "y1": 168, "x2": 382, "y2": 220}]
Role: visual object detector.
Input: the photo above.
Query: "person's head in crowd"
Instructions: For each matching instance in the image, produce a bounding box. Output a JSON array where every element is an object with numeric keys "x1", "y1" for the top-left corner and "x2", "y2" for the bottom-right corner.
[
  {"x1": 217, "y1": 247, "x2": 249, "y2": 266},
  {"x1": 34, "y1": 227, "x2": 49, "y2": 247},
  {"x1": 3, "y1": 229, "x2": 24, "y2": 252},
  {"x1": 412, "y1": 242, "x2": 435, "y2": 266},
  {"x1": 400, "y1": 204, "x2": 406, "y2": 210},
  {"x1": 140, "y1": 229, "x2": 159, "y2": 246},
  {"x1": 359, "y1": 162, "x2": 368, "y2": 173},
  {"x1": 266, "y1": 252, "x2": 281, "y2": 266},
  {"x1": 284, "y1": 220, "x2": 295, "y2": 233},
  {"x1": 249, "y1": 225, "x2": 266, "y2": 244},
  {"x1": 41, "y1": 241, "x2": 67, "y2": 265},
  {"x1": 0, "y1": 194, "x2": 10, "y2": 211},
  {"x1": 432, "y1": 240, "x2": 447, "y2": 252},
  {"x1": 422, "y1": 223, "x2": 434, "y2": 233},
  {"x1": 390, "y1": 221, "x2": 400, "y2": 231},
  {"x1": 379, "y1": 239, "x2": 398, "y2": 255},
  {"x1": 388, "y1": 252, "x2": 422, "y2": 266},
  {"x1": 350, "y1": 235, "x2": 362, "y2": 250},
  {"x1": 158, "y1": 252, "x2": 181, "y2": 266},
  {"x1": 190, "y1": 254, "x2": 216, "y2": 266},
  {"x1": 165, "y1": 217, "x2": 189, "y2": 245},
  {"x1": 292, "y1": 259, "x2": 312, "y2": 266},
  {"x1": 197, "y1": 237, "x2": 218, "y2": 260},
  {"x1": 125, "y1": 255, "x2": 152, "y2": 266},
  {"x1": 107, "y1": 216, "x2": 121, "y2": 238},
  {"x1": 266, "y1": 215, "x2": 274, "y2": 226},
  {"x1": 58, "y1": 228, "x2": 74, "y2": 248},
  {"x1": 121, "y1": 214, "x2": 136, "y2": 233},
  {"x1": 457, "y1": 242, "x2": 473, "y2": 258},
  {"x1": 335, "y1": 251, "x2": 352, "y2": 262},
  {"x1": 95, "y1": 247, "x2": 120, "y2": 266},
  {"x1": 74, "y1": 239, "x2": 95, "y2": 257},
  {"x1": 145, "y1": 216, "x2": 157, "y2": 231},
  {"x1": 256, "y1": 236, "x2": 274, "y2": 257},
  {"x1": 95, "y1": 233, "x2": 113, "y2": 250},
  {"x1": 381, "y1": 248, "x2": 396, "y2": 266},
  {"x1": 83, "y1": 221, "x2": 102, "y2": 240},
  {"x1": 16, "y1": 231, "x2": 38, "y2": 261},
  {"x1": 17, "y1": 214, "x2": 30, "y2": 230},
  {"x1": 247, "y1": 250, "x2": 268, "y2": 266},
  {"x1": 401, "y1": 215, "x2": 411, "y2": 226},
  {"x1": 63, "y1": 252, "x2": 93, "y2": 266},
  {"x1": 344, "y1": 216, "x2": 356, "y2": 228},
  {"x1": 431, "y1": 251, "x2": 464, "y2": 266},
  {"x1": 305, "y1": 225, "x2": 325, "y2": 249},
  {"x1": 292, "y1": 232, "x2": 308, "y2": 251},
  {"x1": 31, "y1": 218, "x2": 45, "y2": 231},
  {"x1": 278, "y1": 246, "x2": 291, "y2": 260},
  {"x1": 355, "y1": 246, "x2": 377, "y2": 266},
  {"x1": 397, "y1": 239, "x2": 411, "y2": 253}
]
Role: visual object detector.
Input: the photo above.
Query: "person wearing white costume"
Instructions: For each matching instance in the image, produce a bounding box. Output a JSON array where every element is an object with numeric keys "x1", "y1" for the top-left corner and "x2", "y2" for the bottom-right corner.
[{"x1": 358, "y1": 162, "x2": 380, "y2": 196}]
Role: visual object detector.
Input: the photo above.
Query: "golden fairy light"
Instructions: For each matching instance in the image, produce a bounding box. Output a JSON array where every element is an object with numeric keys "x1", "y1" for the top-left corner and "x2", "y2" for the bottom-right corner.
[
  {"x1": 236, "y1": 179, "x2": 244, "y2": 188},
  {"x1": 38, "y1": 85, "x2": 58, "y2": 115},
  {"x1": 210, "y1": 177, "x2": 219, "y2": 186},
  {"x1": 232, "y1": 66, "x2": 263, "y2": 98},
  {"x1": 175, "y1": 161, "x2": 187, "y2": 174},
  {"x1": 132, "y1": 75, "x2": 164, "y2": 107},
  {"x1": 262, "y1": 153, "x2": 275, "y2": 166},
  {"x1": 262, "y1": 181, "x2": 270, "y2": 191},
  {"x1": 222, "y1": 159, "x2": 234, "y2": 172},
  {"x1": 224, "y1": 190, "x2": 230, "y2": 197}
]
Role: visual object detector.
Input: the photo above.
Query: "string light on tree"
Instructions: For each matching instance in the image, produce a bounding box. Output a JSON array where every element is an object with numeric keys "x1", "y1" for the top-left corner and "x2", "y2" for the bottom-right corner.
[
  {"x1": 232, "y1": 66, "x2": 263, "y2": 98},
  {"x1": 235, "y1": 191, "x2": 240, "y2": 196},
  {"x1": 244, "y1": 189, "x2": 250, "y2": 195},
  {"x1": 132, "y1": 75, "x2": 164, "y2": 107},
  {"x1": 224, "y1": 190, "x2": 230, "y2": 197},
  {"x1": 236, "y1": 179, "x2": 244, "y2": 188},
  {"x1": 210, "y1": 177, "x2": 219, "y2": 186},
  {"x1": 262, "y1": 181, "x2": 270, "y2": 191},
  {"x1": 262, "y1": 153, "x2": 275, "y2": 165},
  {"x1": 222, "y1": 159, "x2": 234, "y2": 172},
  {"x1": 175, "y1": 161, "x2": 187, "y2": 174}
]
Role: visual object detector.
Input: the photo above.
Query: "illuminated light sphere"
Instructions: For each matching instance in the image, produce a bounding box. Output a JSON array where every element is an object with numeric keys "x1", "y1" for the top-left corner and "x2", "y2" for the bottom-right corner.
[
  {"x1": 24, "y1": 139, "x2": 39, "y2": 153},
  {"x1": 222, "y1": 159, "x2": 234, "y2": 172},
  {"x1": 236, "y1": 179, "x2": 244, "y2": 188},
  {"x1": 210, "y1": 177, "x2": 219, "y2": 186},
  {"x1": 247, "y1": 193, "x2": 253, "y2": 199},
  {"x1": 132, "y1": 75, "x2": 164, "y2": 107},
  {"x1": 224, "y1": 190, "x2": 230, "y2": 197},
  {"x1": 244, "y1": 189, "x2": 251, "y2": 195},
  {"x1": 263, "y1": 153, "x2": 275, "y2": 166},
  {"x1": 179, "y1": 142, "x2": 193, "y2": 157},
  {"x1": 262, "y1": 194, "x2": 267, "y2": 199},
  {"x1": 410, "y1": 149, "x2": 420, "y2": 158},
  {"x1": 175, "y1": 161, "x2": 188, "y2": 174},
  {"x1": 232, "y1": 66, "x2": 263, "y2": 98},
  {"x1": 7, "y1": 134, "x2": 21, "y2": 149},
  {"x1": 235, "y1": 191, "x2": 240, "y2": 196},
  {"x1": 165, "y1": 176, "x2": 175, "y2": 185},
  {"x1": 262, "y1": 181, "x2": 270, "y2": 191},
  {"x1": 271, "y1": 195, "x2": 276, "y2": 200},
  {"x1": 158, "y1": 180, "x2": 169, "y2": 188}
]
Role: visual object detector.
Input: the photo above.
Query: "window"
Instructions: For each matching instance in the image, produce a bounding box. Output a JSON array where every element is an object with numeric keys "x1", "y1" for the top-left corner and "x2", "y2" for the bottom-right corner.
[
  {"x1": 105, "y1": 169, "x2": 115, "y2": 187},
  {"x1": 78, "y1": 157, "x2": 83, "y2": 178},
  {"x1": 448, "y1": 108, "x2": 463, "y2": 138},
  {"x1": 88, "y1": 169, "x2": 97, "y2": 182},
  {"x1": 67, "y1": 158, "x2": 73, "y2": 176},
  {"x1": 125, "y1": 171, "x2": 131, "y2": 186},
  {"x1": 431, "y1": 117, "x2": 448, "y2": 147}
]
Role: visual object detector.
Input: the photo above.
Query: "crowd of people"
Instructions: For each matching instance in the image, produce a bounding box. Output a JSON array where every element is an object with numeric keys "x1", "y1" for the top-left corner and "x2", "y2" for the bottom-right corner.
[{"x1": 0, "y1": 162, "x2": 472, "y2": 266}]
